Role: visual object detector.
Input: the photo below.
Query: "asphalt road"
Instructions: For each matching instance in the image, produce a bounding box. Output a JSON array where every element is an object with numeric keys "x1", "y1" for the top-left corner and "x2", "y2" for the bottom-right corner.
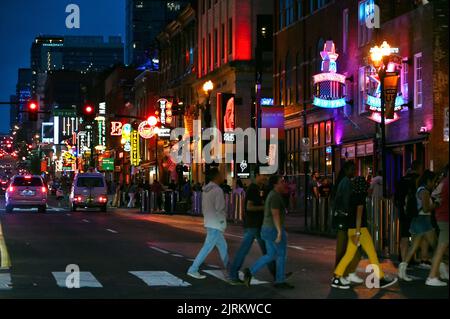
[{"x1": 0, "y1": 197, "x2": 448, "y2": 299}]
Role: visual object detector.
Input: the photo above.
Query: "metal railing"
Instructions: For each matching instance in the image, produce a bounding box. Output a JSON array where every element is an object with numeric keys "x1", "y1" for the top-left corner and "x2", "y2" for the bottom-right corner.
[{"x1": 140, "y1": 190, "x2": 179, "y2": 214}]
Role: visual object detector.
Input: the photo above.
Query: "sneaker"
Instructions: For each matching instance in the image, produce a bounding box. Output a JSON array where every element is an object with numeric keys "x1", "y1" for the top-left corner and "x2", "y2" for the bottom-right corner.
[
  {"x1": 243, "y1": 268, "x2": 252, "y2": 287},
  {"x1": 379, "y1": 277, "x2": 398, "y2": 289},
  {"x1": 346, "y1": 272, "x2": 364, "y2": 284},
  {"x1": 331, "y1": 277, "x2": 350, "y2": 289},
  {"x1": 228, "y1": 278, "x2": 245, "y2": 285},
  {"x1": 440, "y1": 263, "x2": 449, "y2": 280},
  {"x1": 340, "y1": 276, "x2": 350, "y2": 285},
  {"x1": 187, "y1": 271, "x2": 206, "y2": 279},
  {"x1": 398, "y1": 262, "x2": 413, "y2": 282},
  {"x1": 426, "y1": 277, "x2": 448, "y2": 287},
  {"x1": 274, "y1": 282, "x2": 295, "y2": 289},
  {"x1": 418, "y1": 260, "x2": 432, "y2": 270}
]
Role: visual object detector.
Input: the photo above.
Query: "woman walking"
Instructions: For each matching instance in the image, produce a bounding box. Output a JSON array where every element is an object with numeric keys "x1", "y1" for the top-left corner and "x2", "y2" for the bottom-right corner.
[
  {"x1": 331, "y1": 176, "x2": 398, "y2": 289},
  {"x1": 398, "y1": 170, "x2": 438, "y2": 281}
]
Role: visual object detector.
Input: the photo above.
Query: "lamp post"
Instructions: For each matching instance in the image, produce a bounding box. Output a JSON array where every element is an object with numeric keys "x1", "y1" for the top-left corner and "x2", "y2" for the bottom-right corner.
[
  {"x1": 369, "y1": 41, "x2": 397, "y2": 198},
  {"x1": 202, "y1": 80, "x2": 214, "y2": 182}
]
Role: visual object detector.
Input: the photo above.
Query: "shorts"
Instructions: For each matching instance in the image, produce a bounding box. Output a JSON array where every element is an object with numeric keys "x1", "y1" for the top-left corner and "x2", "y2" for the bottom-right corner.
[
  {"x1": 410, "y1": 215, "x2": 434, "y2": 236},
  {"x1": 437, "y1": 222, "x2": 449, "y2": 245},
  {"x1": 399, "y1": 214, "x2": 412, "y2": 238}
]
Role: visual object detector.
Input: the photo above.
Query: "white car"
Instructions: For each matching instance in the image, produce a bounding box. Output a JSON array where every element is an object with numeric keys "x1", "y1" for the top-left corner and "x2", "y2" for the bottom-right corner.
[{"x1": 69, "y1": 173, "x2": 108, "y2": 212}]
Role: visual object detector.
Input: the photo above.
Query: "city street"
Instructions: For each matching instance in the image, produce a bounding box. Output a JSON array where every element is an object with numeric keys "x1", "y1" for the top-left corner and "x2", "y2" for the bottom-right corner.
[{"x1": 0, "y1": 197, "x2": 447, "y2": 299}]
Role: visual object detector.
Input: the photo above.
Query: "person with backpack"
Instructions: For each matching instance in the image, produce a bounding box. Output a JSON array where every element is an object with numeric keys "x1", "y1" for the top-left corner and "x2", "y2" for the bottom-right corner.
[
  {"x1": 331, "y1": 161, "x2": 363, "y2": 286},
  {"x1": 331, "y1": 176, "x2": 398, "y2": 289},
  {"x1": 398, "y1": 170, "x2": 438, "y2": 281},
  {"x1": 394, "y1": 160, "x2": 423, "y2": 264}
]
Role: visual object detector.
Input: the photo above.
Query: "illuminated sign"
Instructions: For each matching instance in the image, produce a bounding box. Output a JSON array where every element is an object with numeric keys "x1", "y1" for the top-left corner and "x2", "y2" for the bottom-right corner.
[
  {"x1": 122, "y1": 124, "x2": 132, "y2": 152},
  {"x1": 156, "y1": 127, "x2": 171, "y2": 138},
  {"x1": 157, "y1": 98, "x2": 173, "y2": 126},
  {"x1": 111, "y1": 122, "x2": 123, "y2": 136},
  {"x1": 130, "y1": 130, "x2": 140, "y2": 166},
  {"x1": 366, "y1": 94, "x2": 404, "y2": 112},
  {"x1": 138, "y1": 121, "x2": 156, "y2": 139},
  {"x1": 367, "y1": 112, "x2": 400, "y2": 125},
  {"x1": 312, "y1": 41, "x2": 346, "y2": 109},
  {"x1": 260, "y1": 98, "x2": 274, "y2": 106}
]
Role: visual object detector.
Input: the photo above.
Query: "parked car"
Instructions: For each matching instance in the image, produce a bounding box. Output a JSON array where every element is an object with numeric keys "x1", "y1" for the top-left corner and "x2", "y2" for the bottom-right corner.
[
  {"x1": 69, "y1": 173, "x2": 108, "y2": 212},
  {"x1": 5, "y1": 175, "x2": 48, "y2": 213}
]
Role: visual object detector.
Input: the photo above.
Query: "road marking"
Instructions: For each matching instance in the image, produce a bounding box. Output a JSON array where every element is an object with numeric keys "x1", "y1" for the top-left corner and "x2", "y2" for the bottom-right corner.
[
  {"x1": 82, "y1": 219, "x2": 90, "y2": 223},
  {"x1": 0, "y1": 222, "x2": 11, "y2": 269},
  {"x1": 66, "y1": 213, "x2": 71, "y2": 216},
  {"x1": 171, "y1": 254, "x2": 184, "y2": 258},
  {"x1": 52, "y1": 271, "x2": 103, "y2": 288},
  {"x1": 203, "y1": 270, "x2": 269, "y2": 285},
  {"x1": 207, "y1": 264, "x2": 221, "y2": 269},
  {"x1": 0, "y1": 273, "x2": 12, "y2": 290},
  {"x1": 130, "y1": 271, "x2": 191, "y2": 287},
  {"x1": 149, "y1": 246, "x2": 169, "y2": 254},
  {"x1": 106, "y1": 229, "x2": 118, "y2": 234},
  {"x1": 288, "y1": 245, "x2": 306, "y2": 251}
]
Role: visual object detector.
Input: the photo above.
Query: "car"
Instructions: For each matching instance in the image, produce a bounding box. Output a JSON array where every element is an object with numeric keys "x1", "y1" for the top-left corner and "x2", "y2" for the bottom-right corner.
[
  {"x1": 69, "y1": 173, "x2": 108, "y2": 212},
  {"x1": 5, "y1": 175, "x2": 48, "y2": 213}
]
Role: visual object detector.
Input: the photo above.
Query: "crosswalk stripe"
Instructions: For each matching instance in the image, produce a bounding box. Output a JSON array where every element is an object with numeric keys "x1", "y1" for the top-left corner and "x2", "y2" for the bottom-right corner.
[
  {"x1": 52, "y1": 271, "x2": 103, "y2": 288},
  {"x1": 0, "y1": 273, "x2": 12, "y2": 290},
  {"x1": 130, "y1": 271, "x2": 191, "y2": 287},
  {"x1": 202, "y1": 270, "x2": 269, "y2": 285},
  {"x1": 149, "y1": 246, "x2": 169, "y2": 254}
]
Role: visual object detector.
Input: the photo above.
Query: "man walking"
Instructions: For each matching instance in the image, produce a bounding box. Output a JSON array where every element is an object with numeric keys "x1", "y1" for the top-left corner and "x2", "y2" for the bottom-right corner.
[
  {"x1": 228, "y1": 172, "x2": 277, "y2": 284},
  {"x1": 187, "y1": 168, "x2": 229, "y2": 279},
  {"x1": 243, "y1": 175, "x2": 294, "y2": 289}
]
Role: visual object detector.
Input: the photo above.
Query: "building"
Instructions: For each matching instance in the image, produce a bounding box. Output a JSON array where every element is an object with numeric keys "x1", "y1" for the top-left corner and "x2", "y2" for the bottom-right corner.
[
  {"x1": 274, "y1": 0, "x2": 448, "y2": 203},
  {"x1": 9, "y1": 95, "x2": 18, "y2": 130},
  {"x1": 15, "y1": 68, "x2": 32, "y2": 125},
  {"x1": 125, "y1": 0, "x2": 190, "y2": 68},
  {"x1": 192, "y1": 0, "x2": 274, "y2": 183}
]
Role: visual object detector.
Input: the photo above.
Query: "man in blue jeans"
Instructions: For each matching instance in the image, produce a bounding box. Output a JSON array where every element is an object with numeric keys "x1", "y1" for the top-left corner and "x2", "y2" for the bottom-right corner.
[
  {"x1": 187, "y1": 168, "x2": 228, "y2": 279},
  {"x1": 228, "y1": 172, "x2": 277, "y2": 284},
  {"x1": 244, "y1": 175, "x2": 294, "y2": 289}
]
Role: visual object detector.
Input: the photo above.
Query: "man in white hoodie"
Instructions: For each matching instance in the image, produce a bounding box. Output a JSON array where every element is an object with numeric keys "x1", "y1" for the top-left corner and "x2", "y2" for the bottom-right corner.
[{"x1": 187, "y1": 168, "x2": 228, "y2": 279}]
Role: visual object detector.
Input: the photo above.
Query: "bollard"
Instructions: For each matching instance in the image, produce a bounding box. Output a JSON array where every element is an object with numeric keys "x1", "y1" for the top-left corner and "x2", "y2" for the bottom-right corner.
[
  {"x1": 192, "y1": 191, "x2": 202, "y2": 215},
  {"x1": 231, "y1": 192, "x2": 245, "y2": 222}
]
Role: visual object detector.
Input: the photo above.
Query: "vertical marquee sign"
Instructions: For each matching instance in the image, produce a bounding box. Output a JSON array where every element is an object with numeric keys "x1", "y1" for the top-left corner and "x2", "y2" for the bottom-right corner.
[
  {"x1": 312, "y1": 41, "x2": 346, "y2": 108},
  {"x1": 130, "y1": 130, "x2": 140, "y2": 166},
  {"x1": 156, "y1": 98, "x2": 172, "y2": 138}
]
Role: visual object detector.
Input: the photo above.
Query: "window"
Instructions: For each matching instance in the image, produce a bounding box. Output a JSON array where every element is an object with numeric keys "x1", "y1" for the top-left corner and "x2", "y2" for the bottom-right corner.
[
  {"x1": 202, "y1": 38, "x2": 206, "y2": 75},
  {"x1": 221, "y1": 24, "x2": 225, "y2": 60},
  {"x1": 208, "y1": 33, "x2": 211, "y2": 71},
  {"x1": 297, "y1": 0, "x2": 302, "y2": 19},
  {"x1": 12, "y1": 177, "x2": 43, "y2": 187},
  {"x1": 358, "y1": 0, "x2": 374, "y2": 47},
  {"x1": 286, "y1": 0, "x2": 294, "y2": 26},
  {"x1": 279, "y1": 0, "x2": 284, "y2": 30},
  {"x1": 278, "y1": 62, "x2": 283, "y2": 105},
  {"x1": 342, "y1": 8, "x2": 349, "y2": 54},
  {"x1": 400, "y1": 58, "x2": 409, "y2": 108},
  {"x1": 414, "y1": 52, "x2": 423, "y2": 108},
  {"x1": 76, "y1": 177, "x2": 104, "y2": 188},
  {"x1": 358, "y1": 66, "x2": 367, "y2": 114},
  {"x1": 228, "y1": 19, "x2": 233, "y2": 55},
  {"x1": 296, "y1": 53, "x2": 301, "y2": 103},
  {"x1": 214, "y1": 29, "x2": 218, "y2": 66},
  {"x1": 286, "y1": 54, "x2": 292, "y2": 105}
]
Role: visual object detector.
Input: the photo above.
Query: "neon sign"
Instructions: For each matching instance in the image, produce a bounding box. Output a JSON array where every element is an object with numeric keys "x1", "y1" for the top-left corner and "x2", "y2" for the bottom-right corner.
[
  {"x1": 366, "y1": 94, "x2": 405, "y2": 112},
  {"x1": 138, "y1": 120, "x2": 156, "y2": 139},
  {"x1": 367, "y1": 112, "x2": 400, "y2": 124},
  {"x1": 260, "y1": 98, "x2": 274, "y2": 106},
  {"x1": 111, "y1": 122, "x2": 123, "y2": 136},
  {"x1": 312, "y1": 41, "x2": 346, "y2": 109}
]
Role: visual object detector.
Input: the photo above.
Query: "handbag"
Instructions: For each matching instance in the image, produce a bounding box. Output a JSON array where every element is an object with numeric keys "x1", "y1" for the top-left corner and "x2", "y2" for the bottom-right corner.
[{"x1": 332, "y1": 209, "x2": 349, "y2": 230}]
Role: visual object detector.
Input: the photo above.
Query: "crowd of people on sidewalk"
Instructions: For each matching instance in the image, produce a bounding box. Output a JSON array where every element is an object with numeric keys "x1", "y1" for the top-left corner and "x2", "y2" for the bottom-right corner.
[{"x1": 183, "y1": 160, "x2": 448, "y2": 292}]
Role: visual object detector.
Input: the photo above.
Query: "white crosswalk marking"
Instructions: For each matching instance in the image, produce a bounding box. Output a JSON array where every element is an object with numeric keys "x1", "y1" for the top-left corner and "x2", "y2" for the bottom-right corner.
[
  {"x1": 130, "y1": 271, "x2": 191, "y2": 287},
  {"x1": 0, "y1": 273, "x2": 12, "y2": 290},
  {"x1": 52, "y1": 271, "x2": 103, "y2": 288},
  {"x1": 203, "y1": 270, "x2": 269, "y2": 285}
]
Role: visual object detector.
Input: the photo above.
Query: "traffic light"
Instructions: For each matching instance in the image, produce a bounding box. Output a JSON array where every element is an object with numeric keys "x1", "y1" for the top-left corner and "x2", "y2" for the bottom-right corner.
[
  {"x1": 82, "y1": 104, "x2": 96, "y2": 123},
  {"x1": 27, "y1": 100, "x2": 39, "y2": 122}
]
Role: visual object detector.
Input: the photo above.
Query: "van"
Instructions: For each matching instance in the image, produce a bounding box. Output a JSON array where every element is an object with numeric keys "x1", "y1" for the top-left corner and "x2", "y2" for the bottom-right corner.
[{"x1": 70, "y1": 173, "x2": 108, "y2": 212}]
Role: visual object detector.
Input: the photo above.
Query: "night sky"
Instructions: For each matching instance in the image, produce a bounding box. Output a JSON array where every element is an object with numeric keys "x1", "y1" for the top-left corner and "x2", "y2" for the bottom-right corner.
[{"x1": 0, "y1": 0, "x2": 125, "y2": 133}]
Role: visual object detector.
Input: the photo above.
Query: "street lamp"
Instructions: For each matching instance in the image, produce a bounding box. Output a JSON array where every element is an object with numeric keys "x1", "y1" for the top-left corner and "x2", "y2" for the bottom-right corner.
[{"x1": 369, "y1": 41, "x2": 398, "y2": 198}]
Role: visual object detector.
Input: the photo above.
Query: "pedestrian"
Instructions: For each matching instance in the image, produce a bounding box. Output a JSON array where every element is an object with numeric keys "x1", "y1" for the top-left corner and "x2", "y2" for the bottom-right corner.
[
  {"x1": 151, "y1": 180, "x2": 163, "y2": 212},
  {"x1": 127, "y1": 182, "x2": 137, "y2": 208},
  {"x1": 229, "y1": 172, "x2": 279, "y2": 285},
  {"x1": 398, "y1": 170, "x2": 438, "y2": 281},
  {"x1": 394, "y1": 160, "x2": 424, "y2": 264},
  {"x1": 221, "y1": 179, "x2": 232, "y2": 194},
  {"x1": 331, "y1": 176, "x2": 398, "y2": 289},
  {"x1": 331, "y1": 161, "x2": 363, "y2": 285},
  {"x1": 112, "y1": 182, "x2": 121, "y2": 207},
  {"x1": 169, "y1": 179, "x2": 177, "y2": 191},
  {"x1": 243, "y1": 175, "x2": 294, "y2": 289},
  {"x1": 368, "y1": 170, "x2": 383, "y2": 219},
  {"x1": 319, "y1": 177, "x2": 332, "y2": 198},
  {"x1": 121, "y1": 183, "x2": 129, "y2": 207},
  {"x1": 187, "y1": 168, "x2": 228, "y2": 279},
  {"x1": 426, "y1": 165, "x2": 449, "y2": 286}
]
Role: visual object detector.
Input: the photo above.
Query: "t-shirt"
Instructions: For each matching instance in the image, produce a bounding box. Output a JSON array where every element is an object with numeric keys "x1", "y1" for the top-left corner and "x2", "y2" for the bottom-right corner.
[
  {"x1": 262, "y1": 190, "x2": 286, "y2": 228},
  {"x1": 435, "y1": 176, "x2": 449, "y2": 222},
  {"x1": 244, "y1": 183, "x2": 265, "y2": 228},
  {"x1": 319, "y1": 183, "x2": 332, "y2": 198},
  {"x1": 347, "y1": 192, "x2": 368, "y2": 228}
]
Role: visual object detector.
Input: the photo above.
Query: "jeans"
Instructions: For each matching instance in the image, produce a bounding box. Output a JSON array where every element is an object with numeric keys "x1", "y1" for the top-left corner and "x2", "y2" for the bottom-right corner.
[
  {"x1": 229, "y1": 228, "x2": 276, "y2": 280},
  {"x1": 188, "y1": 227, "x2": 229, "y2": 273},
  {"x1": 250, "y1": 227, "x2": 287, "y2": 284}
]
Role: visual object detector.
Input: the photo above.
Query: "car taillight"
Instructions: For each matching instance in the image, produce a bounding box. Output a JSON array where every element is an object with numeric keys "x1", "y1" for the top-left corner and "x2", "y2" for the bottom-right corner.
[
  {"x1": 8, "y1": 186, "x2": 14, "y2": 192},
  {"x1": 74, "y1": 196, "x2": 82, "y2": 202},
  {"x1": 99, "y1": 196, "x2": 107, "y2": 203},
  {"x1": 41, "y1": 187, "x2": 47, "y2": 193}
]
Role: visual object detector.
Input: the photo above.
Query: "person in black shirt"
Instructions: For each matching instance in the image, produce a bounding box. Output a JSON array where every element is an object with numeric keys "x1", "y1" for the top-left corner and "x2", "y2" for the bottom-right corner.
[
  {"x1": 228, "y1": 172, "x2": 277, "y2": 284},
  {"x1": 331, "y1": 176, "x2": 398, "y2": 289}
]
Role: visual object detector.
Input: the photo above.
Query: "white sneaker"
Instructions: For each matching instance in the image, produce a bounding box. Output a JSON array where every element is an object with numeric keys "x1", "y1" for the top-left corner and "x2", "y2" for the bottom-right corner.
[
  {"x1": 340, "y1": 276, "x2": 350, "y2": 285},
  {"x1": 398, "y1": 262, "x2": 413, "y2": 282},
  {"x1": 425, "y1": 277, "x2": 448, "y2": 287},
  {"x1": 187, "y1": 271, "x2": 206, "y2": 279},
  {"x1": 346, "y1": 272, "x2": 364, "y2": 284},
  {"x1": 440, "y1": 263, "x2": 449, "y2": 280}
]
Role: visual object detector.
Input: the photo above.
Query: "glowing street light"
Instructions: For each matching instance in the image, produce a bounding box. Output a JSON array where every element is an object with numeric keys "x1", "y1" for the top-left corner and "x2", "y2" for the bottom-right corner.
[{"x1": 202, "y1": 80, "x2": 214, "y2": 95}]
